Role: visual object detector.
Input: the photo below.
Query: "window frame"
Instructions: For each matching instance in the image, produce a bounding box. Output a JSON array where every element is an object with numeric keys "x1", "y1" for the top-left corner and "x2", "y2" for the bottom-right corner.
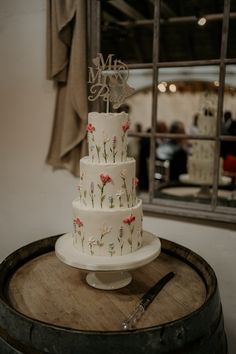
[{"x1": 88, "y1": 0, "x2": 236, "y2": 223}]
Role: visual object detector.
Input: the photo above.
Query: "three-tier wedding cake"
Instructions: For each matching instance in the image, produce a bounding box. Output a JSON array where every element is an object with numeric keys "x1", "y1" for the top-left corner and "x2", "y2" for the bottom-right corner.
[
  {"x1": 188, "y1": 95, "x2": 220, "y2": 184},
  {"x1": 72, "y1": 112, "x2": 143, "y2": 257}
]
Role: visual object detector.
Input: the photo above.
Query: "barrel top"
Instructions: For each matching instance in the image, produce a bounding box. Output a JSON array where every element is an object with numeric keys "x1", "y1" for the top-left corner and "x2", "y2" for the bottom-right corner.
[{"x1": 4, "y1": 236, "x2": 212, "y2": 332}]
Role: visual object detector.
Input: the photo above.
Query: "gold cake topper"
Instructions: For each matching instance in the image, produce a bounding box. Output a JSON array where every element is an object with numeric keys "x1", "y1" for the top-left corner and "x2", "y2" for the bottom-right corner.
[{"x1": 88, "y1": 53, "x2": 134, "y2": 111}]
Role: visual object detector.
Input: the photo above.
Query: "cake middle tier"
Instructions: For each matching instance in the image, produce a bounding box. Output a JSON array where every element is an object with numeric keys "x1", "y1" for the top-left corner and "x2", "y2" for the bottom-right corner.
[
  {"x1": 72, "y1": 199, "x2": 143, "y2": 256},
  {"x1": 79, "y1": 157, "x2": 138, "y2": 209}
]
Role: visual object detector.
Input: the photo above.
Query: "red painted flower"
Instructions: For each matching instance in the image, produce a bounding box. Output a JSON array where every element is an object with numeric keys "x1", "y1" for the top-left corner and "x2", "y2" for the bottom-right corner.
[
  {"x1": 134, "y1": 177, "x2": 139, "y2": 187},
  {"x1": 86, "y1": 123, "x2": 95, "y2": 133},
  {"x1": 73, "y1": 217, "x2": 83, "y2": 227},
  {"x1": 100, "y1": 174, "x2": 112, "y2": 185},
  {"x1": 122, "y1": 121, "x2": 130, "y2": 133},
  {"x1": 123, "y1": 214, "x2": 136, "y2": 225}
]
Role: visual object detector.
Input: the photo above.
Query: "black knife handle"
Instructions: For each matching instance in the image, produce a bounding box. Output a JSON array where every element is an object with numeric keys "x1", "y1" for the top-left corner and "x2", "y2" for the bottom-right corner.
[{"x1": 141, "y1": 271, "x2": 175, "y2": 309}]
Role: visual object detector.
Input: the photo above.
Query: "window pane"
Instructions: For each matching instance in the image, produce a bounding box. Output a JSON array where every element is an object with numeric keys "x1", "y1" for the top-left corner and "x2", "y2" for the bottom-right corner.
[
  {"x1": 101, "y1": 0, "x2": 154, "y2": 64},
  {"x1": 157, "y1": 66, "x2": 219, "y2": 136},
  {"x1": 159, "y1": 0, "x2": 223, "y2": 62},
  {"x1": 227, "y1": 1, "x2": 236, "y2": 58},
  {"x1": 221, "y1": 65, "x2": 236, "y2": 133},
  {"x1": 227, "y1": 18, "x2": 236, "y2": 58},
  {"x1": 220, "y1": 64, "x2": 236, "y2": 209},
  {"x1": 127, "y1": 135, "x2": 150, "y2": 202},
  {"x1": 154, "y1": 138, "x2": 218, "y2": 206},
  {"x1": 217, "y1": 144, "x2": 236, "y2": 209},
  {"x1": 124, "y1": 68, "x2": 152, "y2": 149}
]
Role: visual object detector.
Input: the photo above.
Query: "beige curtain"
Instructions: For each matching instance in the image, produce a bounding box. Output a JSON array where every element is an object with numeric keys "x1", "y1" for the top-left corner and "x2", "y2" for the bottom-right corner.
[{"x1": 46, "y1": 0, "x2": 88, "y2": 176}]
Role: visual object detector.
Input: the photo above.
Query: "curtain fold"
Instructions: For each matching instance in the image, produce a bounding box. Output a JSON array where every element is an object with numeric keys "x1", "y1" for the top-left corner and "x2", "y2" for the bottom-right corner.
[{"x1": 46, "y1": 0, "x2": 88, "y2": 177}]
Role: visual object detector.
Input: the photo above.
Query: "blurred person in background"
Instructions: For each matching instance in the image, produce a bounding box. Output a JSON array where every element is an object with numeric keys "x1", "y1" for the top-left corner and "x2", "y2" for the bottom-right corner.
[
  {"x1": 138, "y1": 121, "x2": 168, "y2": 190},
  {"x1": 156, "y1": 121, "x2": 188, "y2": 181}
]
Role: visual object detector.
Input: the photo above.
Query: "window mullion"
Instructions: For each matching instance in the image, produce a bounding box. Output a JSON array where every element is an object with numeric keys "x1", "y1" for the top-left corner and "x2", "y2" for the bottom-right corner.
[
  {"x1": 149, "y1": 0, "x2": 161, "y2": 203},
  {"x1": 211, "y1": 0, "x2": 231, "y2": 210}
]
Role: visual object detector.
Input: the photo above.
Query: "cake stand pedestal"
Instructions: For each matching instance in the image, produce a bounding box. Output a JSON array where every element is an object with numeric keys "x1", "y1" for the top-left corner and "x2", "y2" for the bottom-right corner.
[
  {"x1": 179, "y1": 174, "x2": 231, "y2": 198},
  {"x1": 55, "y1": 231, "x2": 161, "y2": 290}
]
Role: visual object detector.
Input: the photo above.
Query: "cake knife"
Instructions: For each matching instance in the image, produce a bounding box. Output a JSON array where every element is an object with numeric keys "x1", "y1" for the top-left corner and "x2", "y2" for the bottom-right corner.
[{"x1": 122, "y1": 271, "x2": 175, "y2": 330}]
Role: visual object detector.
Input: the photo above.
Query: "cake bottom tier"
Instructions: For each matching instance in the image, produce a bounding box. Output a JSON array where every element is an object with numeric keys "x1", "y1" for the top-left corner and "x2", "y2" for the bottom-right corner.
[
  {"x1": 72, "y1": 199, "x2": 143, "y2": 256},
  {"x1": 188, "y1": 158, "x2": 214, "y2": 184},
  {"x1": 188, "y1": 157, "x2": 223, "y2": 184}
]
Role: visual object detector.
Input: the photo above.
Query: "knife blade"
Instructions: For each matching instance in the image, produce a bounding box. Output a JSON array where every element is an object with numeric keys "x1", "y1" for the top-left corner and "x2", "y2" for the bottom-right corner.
[{"x1": 121, "y1": 271, "x2": 175, "y2": 330}]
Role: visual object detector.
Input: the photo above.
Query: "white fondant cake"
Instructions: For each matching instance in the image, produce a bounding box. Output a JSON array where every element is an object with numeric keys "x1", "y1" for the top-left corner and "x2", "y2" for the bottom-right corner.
[
  {"x1": 79, "y1": 157, "x2": 137, "y2": 209},
  {"x1": 72, "y1": 112, "x2": 143, "y2": 256},
  {"x1": 188, "y1": 141, "x2": 215, "y2": 184},
  {"x1": 188, "y1": 102, "x2": 218, "y2": 184},
  {"x1": 87, "y1": 112, "x2": 129, "y2": 163}
]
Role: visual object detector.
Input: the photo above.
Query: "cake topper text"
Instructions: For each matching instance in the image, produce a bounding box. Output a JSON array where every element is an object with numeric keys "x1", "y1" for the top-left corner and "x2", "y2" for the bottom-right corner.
[{"x1": 88, "y1": 53, "x2": 134, "y2": 111}]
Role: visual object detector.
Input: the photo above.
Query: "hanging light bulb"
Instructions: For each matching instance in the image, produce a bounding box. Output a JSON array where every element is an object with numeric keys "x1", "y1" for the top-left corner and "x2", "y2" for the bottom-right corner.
[
  {"x1": 198, "y1": 17, "x2": 207, "y2": 26},
  {"x1": 158, "y1": 83, "x2": 166, "y2": 93},
  {"x1": 169, "y1": 84, "x2": 177, "y2": 93}
]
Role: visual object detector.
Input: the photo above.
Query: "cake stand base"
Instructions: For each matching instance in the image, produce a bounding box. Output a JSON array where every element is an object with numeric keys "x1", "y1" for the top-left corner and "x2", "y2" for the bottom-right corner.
[
  {"x1": 55, "y1": 231, "x2": 161, "y2": 290},
  {"x1": 179, "y1": 174, "x2": 231, "y2": 198},
  {"x1": 86, "y1": 271, "x2": 132, "y2": 290},
  {"x1": 196, "y1": 185, "x2": 211, "y2": 198}
]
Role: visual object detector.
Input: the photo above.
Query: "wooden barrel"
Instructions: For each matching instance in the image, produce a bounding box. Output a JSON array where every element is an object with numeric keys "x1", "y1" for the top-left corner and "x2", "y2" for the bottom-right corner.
[{"x1": 0, "y1": 234, "x2": 227, "y2": 354}]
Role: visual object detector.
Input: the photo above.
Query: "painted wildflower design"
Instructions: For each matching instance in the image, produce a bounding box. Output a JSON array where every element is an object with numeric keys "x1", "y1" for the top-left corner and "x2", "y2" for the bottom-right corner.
[
  {"x1": 137, "y1": 226, "x2": 143, "y2": 249},
  {"x1": 78, "y1": 172, "x2": 84, "y2": 201},
  {"x1": 102, "y1": 132, "x2": 110, "y2": 163},
  {"x1": 108, "y1": 242, "x2": 115, "y2": 256},
  {"x1": 116, "y1": 189, "x2": 124, "y2": 208},
  {"x1": 110, "y1": 136, "x2": 118, "y2": 163},
  {"x1": 118, "y1": 226, "x2": 124, "y2": 255},
  {"x1": 131, "y1": 177, "x2": 139, "y2": 206},
  {"x1": 120, "y1": 169, "x2": 130, "y2": 207},
  {"x1": 89, "y1": 182, "x2": 95, "y2": 208},
  {"x1": 123, "y1": 214, "x2": 136, "y2": 251},
  {"x1": 83, "y1": 190, "x2": 87, "y2": 206},
  {"x1": 86, "y1": 123, "x2": 101, "y2": 162},
  {"x1": 73, "y1": 217, "x2": 84, "y2": 251},
  {"x1": 78, "y1": 184, "x2": 82, "y2": 201},
  {"x1": 90, "y1": 144, "x2": 95, "y2": 162},
  {"x1": 95, "y1": 145, "x2": 101, "y2": 162},
  {"x1": 108, "y1": 195, "x2": 114, "y2": 208},
  {"x1": 86, "y1": 123, "x2": 95, "y2": 134},
  {"x1": 88, "y1": 237, "x2": 97, "y2": 255},
  {"x1": 121, "y1": 121, "x2": 130, "y2": 161},
  {"x1": 97, "y1": 224, "x2": 112, "y2": 248},
  {"x1": 98, "y1": 174, "x2": 112, "y2": 208}
]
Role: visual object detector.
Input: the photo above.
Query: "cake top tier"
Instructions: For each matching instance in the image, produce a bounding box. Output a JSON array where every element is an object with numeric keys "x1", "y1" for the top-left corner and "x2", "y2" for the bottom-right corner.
[
  {"x1": 86, "y1": 112, "x2": 130, "y2": 164},
  {"x1": 198, "y1": 109, "x2": 216, "y2": 136}
]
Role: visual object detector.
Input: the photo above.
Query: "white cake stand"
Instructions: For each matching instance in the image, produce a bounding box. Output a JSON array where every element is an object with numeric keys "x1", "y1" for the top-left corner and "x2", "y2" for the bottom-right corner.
[
  {"x1": 179, "y1": 174, "x2": 231, "y2": 198},
  {"x1": 55, "y1": 231, "x2": 161, "y2": 290}
]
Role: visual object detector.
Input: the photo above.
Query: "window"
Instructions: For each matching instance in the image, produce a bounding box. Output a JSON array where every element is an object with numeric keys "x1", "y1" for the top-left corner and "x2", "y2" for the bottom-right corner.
[{"x1": 88, "y1": 0, "x2": 236, "y2": 222}]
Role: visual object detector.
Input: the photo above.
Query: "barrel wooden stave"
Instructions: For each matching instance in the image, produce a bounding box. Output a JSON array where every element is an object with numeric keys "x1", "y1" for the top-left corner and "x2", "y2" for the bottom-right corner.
[{"x1": 0, "y1": 235, "x2": 227, "y2": 354}]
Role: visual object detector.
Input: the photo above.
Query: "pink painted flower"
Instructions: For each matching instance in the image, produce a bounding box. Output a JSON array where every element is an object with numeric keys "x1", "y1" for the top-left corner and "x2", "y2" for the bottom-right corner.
[
  {"x1": 86, "y1": 123, "x2": 95, "y2": 133},
  {"x1": 112, "y1": 136, "x2": 117, "y2": 145},
  {"x1": 123, "y1": 214, "x2": 136, "y2": 225},
  {"x1": 134, "y1": 177, "x2": 139, "y2": 187},
  {"x1": 73, "y1": 217, "x2": 83, "y2": 227},
  {"x1": 100, "y1": 174, "x2": 112, "y2": 185},
  {"x1": 122, "y1": 121, "x2": 130, "y2": 133}
]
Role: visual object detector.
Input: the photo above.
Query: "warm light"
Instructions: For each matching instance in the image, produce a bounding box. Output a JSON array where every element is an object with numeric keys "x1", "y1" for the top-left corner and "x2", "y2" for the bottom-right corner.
[
  {"x1": 158, "y1": 83, "x2": 166, "y2": 92},
  {"x1": 169, "y1": 84, "x2": 177, "y2": 93},
  {"x1": 198, "y1": 17, "x2": 207, "y2": 26},
  {"x1": 214, "y1": 81, "x2": 219, "y2": 87}
]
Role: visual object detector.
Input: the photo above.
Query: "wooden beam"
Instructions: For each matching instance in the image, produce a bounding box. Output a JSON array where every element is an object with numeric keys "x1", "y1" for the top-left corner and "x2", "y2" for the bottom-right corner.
[
  {"x1": 103, "y1": 11, "x2": 118, "y2": 23},
  {"x1": 108, "y1": 0, "x2": 145, "y2": 20},
  {"x1": 110, "y1": 12, "x2": 236, "y2": 27},
  {"x1": 148, "y1": 0, "x2": 176, "y2": 18}
]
